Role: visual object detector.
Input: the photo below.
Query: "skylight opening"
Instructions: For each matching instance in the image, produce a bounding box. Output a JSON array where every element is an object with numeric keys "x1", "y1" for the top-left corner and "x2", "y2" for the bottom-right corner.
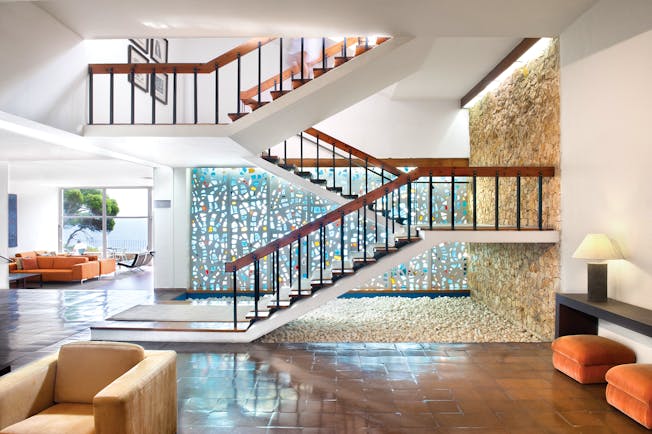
[{"x1": 463, "y1": 38, "x2": 553, "y2": 109}]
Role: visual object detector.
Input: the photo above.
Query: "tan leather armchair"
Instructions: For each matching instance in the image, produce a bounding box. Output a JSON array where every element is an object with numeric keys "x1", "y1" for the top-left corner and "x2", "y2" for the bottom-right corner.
[{"x1": 0, "y1": 341, "x2": 177, "y2": 434}]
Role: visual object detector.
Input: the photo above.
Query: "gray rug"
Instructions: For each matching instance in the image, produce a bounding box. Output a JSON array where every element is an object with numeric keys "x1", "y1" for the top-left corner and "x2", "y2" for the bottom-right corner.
[{"x1": 109, "y1": 303, "x2": 256, "y2": 322}]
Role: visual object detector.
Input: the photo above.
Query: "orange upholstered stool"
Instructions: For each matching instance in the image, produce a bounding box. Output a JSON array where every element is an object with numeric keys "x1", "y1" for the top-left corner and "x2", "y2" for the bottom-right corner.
[
  {"x1": 551, "y1": 335, "x2": 636, "y2": 384},
  {"x1": 606, "y1": 364, "x2": 652, "y2": 429}
]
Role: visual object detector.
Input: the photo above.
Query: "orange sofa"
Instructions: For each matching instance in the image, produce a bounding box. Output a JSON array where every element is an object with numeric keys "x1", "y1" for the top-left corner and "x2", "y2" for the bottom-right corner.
[{"x1": 9, "y1": 256, "x2": 100, "y2": 283}]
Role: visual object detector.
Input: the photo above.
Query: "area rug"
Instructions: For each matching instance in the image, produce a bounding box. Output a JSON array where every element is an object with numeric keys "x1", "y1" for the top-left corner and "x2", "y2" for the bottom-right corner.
[{"x1": 109, "y1": 303, "x2": 256, "y2": 322}]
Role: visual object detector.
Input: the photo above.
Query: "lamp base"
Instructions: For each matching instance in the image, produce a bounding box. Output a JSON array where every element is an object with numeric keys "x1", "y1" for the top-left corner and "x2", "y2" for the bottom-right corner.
[{"x1": 587, "y1": 263, "x2": 608, "y2": 302}]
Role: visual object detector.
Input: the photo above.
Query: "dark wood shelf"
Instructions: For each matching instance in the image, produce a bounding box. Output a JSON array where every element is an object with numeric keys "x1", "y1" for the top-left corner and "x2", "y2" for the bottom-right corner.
[{"x1": 555, "y1": 293, "x2": 652, "y2": 338}]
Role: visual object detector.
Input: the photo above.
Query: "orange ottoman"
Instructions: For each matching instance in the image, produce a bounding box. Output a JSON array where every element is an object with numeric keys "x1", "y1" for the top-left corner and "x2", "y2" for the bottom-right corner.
[
  {"x1": 551, "y1": 335, "x2": 636, "y2": 384},
  {"x1": 606, "y1": 364, "x2": 652, "y2": 429}
]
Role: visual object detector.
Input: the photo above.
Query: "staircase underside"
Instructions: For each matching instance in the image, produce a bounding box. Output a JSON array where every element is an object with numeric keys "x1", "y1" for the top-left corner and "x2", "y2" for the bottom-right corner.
[{"x1": 90, "y1": 229, "x2": 559, "y2": 343}]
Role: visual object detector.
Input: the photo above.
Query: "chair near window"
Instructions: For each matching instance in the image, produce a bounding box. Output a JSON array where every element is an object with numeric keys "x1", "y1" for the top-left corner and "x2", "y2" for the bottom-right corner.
[{"x1": 117, "y1": 251, "x2": 154, "y2": 271}]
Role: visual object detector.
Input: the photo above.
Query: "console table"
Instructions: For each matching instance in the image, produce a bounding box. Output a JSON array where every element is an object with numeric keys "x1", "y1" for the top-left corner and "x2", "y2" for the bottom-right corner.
[{"x1": 556, "y1": 293, "x2": 652, "y2": 338}]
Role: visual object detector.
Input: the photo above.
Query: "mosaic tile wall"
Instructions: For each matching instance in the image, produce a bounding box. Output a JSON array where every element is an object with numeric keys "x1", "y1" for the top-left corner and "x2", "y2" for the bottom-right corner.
[{"x1": 190, "y1": 167, "x2": 469, "y2": 291}]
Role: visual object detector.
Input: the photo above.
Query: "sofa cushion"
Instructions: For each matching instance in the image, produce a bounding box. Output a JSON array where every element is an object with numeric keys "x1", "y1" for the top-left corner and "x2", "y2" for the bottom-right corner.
[
  {"x1": 54, "y1": 342, "x2": 145, "y2": 404},
  {"x1": 0, "y1": 403, "x2": 94, "y2": 434},
  {"x1": 606, "y1": 364, "x2": 652, "y2": 429},
  {"x1": 20, "y1": 258, "x2": 38, "y2": 270},
  {"x1": 50, "y1": 257, "x2": 88, "y2": 269},
  {"x1": 40, "y1": 270, "x2": 73, "y2": 282}
]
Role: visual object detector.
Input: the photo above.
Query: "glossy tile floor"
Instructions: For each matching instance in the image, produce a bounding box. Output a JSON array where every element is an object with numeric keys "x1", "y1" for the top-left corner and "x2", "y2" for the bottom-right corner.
[{"x1": 0, "y1": 288, "x2": 648, "y2": 433}]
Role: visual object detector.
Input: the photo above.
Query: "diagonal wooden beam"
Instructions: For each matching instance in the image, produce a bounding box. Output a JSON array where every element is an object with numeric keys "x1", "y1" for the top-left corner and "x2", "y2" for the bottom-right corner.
[{"x1": 460, "y1": 38, "x2": 540, "y2": 108}]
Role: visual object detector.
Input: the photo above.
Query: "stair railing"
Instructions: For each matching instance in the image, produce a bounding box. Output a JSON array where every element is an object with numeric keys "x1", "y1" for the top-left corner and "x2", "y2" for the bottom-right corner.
[
  {"x1": 224, "y1": 165, "x2": 555, "y2": 329},
  {"x1": 88, "y1": 37, "x2": 275, "y2": 125}
]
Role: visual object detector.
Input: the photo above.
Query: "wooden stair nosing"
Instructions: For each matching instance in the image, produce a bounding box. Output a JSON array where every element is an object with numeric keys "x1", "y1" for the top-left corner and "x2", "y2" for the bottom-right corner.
[
  {"x1": 228, "y1": 112, "x2": 249, "y2": 122},
  {"x1": 292, "y1": 78, "x2": 312, "y2": 89},
  {"x1": 312, "y1": 67, "x2": 332, "y2": 78},
  {"x1": 270, "y1": 90, "x2": 292, "y2": 100}
]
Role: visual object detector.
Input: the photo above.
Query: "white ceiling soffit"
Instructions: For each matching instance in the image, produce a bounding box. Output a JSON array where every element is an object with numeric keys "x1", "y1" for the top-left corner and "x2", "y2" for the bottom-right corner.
[
  {"x1": 390, "y1": 37, "x2": 522, "y2": 100},
  {"x1": 35, "y1": 0, "x2": 596, "y2": 39},
  {"x1": 10, "y1": 160, "x2": 154, "y2": 187}
]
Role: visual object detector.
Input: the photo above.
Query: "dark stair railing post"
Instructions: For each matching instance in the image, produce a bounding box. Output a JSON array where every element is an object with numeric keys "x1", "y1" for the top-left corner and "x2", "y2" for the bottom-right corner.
[
  {"x1": 340, "y1": 213, "x2": 345, "y2": 275},
  {"x1": 357, "y1": 209, "x2": 361, "y2": 251},
  {"x1": 305, "y1": 234, "x2": 310, "y2": 284},
  {"x1": 397, "y1": 184, "x2": 401, "y2": 225},
  {"x1": 374, "y1": 197, "x2": 379, "y2": 240},
  {"x1": 236, "y1": 53, "x2": 241, "y2": 116},
  {"x1": 130, "y1": 68, "x2": 135, "y2": 124},
  {"x1": 300, "y1": 133, "x2": 304, "y2": 172},
  {"x1": 284, "y1": 140, "x2": 287, "y2": 165},
  {"x1": 109, "y1": 68, "x2": 114, "y2": 125},
  {"x1": 538, "y1": 172, "x2": 543, "y2": 230},
  {"x1": 472, "y1": 171, "x2": 477, "y2": 230},
  {"x1": 407, "y1": 177, "x2": 412, "y2": 241},
  {"x1": 332, "y1": 144, "x2": 336, "y2": 190},
  {"x1": 363, "y1": 199, "x2": 368, "y2": 262},
  {"x1": 214, "y1": 64, "x2": 219, "y2": 124},
  {"x1": 451, "y1": 173, "x2": 456, "y2": 231},
  {"x1": 257, "y1": 41, "x2": 262, "y2": 104},
  {"x1": 429, "y1": 172, "x2": 433, "y2": 230},
  {"x1": 253, "y1": 258, "x2": 260, "y2": 318},
  {"x1": 193, "y1": 67, "x2": 198, "y2": 124},
  {"x1": 300, "y1": 38, "x2": 305, "y2": 81},
  {"x1": 516, "y1": 172, "x2": 521, "y2": 230},
  {"x1": 315, "y1": 135, "x2": 320, "y2": 181},
  {"x1": 297, "y1": 235, "x2": 302, "y2": 296},
  {"x1": 88, "y1": 67, "x2": 94, "y2": 125},
  {"x1": 173, "y1": 69, "x2": 177, "y2": 124},
  {"x1": 288, "y1": 241, "x2": 293, "y2": 287},
  {"x1": 391, "y1": 189, "x2": 395, "y2": 233},
  {"x1": 364, "y1": 158, "x2": 369, "y2": 194},
  {"x1": 279, "y1": 38, "x2": 283, "y2": 93},
  {"x1": 232, "y1": 268, "x2": 238, "y2": 329},
  {"x1": 150, "y1": 68, "x2": 156, "y2": 124},
  {"x1": 495, "y1": 171, "x2": 500, "y2": 230},
  {"x1": 384, "y1": 188, "x2": 389, "y2": 252},
  {"x1": 348, "y1": 151, "x2": 353, "y2": 195},
  {"x1": 275, "y1": 246, "x2": 280, "y2": 307},
  {"x1": 319, "y1": 224, "x2": 324, "y2": 285}
]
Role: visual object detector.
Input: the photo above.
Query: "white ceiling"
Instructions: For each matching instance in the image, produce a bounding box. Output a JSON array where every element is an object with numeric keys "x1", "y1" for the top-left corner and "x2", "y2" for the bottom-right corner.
[{"x1": 2, "y1": 0, "x2": 597, "y2": 184}]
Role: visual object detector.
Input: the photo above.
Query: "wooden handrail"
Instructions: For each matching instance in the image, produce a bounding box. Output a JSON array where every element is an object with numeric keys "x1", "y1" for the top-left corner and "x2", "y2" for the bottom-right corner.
[
  {"x1": 239, "y1": 37, "x2": 359, "y2": 100},
  {"x1": 225, "y1": 165, "x2": 556, "y2": 272},
  {"x1": 303, "y1": 127, "x2": 403, "y2": 176},
  {"x1": 89, "y1": 37, "x2": 276, "y2": 74},
  {"x1": 226, "y1": 169, "x2": 416, "y2": 272}
]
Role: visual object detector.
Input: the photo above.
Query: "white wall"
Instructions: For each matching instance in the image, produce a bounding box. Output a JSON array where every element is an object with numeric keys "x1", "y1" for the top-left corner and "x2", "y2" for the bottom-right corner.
[
  {"x1": 0, "y1": 2, "x2": 87, "y2": 134},
  {"x1": 560, "y1": 0, "x2": 652, "y2": 361},
  {"x1": 6, "y1": 182, "x2": 59, "y2": 256},
  {"x1": 0, "y1": 163, "x2": 8, "y2": 286},
  {"x1": 315, "y1": 91, "x2": 469, "y2": 158}
]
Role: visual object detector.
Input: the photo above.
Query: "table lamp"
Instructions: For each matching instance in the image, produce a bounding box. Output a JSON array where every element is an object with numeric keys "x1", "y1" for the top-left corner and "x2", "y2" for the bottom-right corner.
[{"x1": 572, "y1": 234, "x2": 623, "y2": 302}]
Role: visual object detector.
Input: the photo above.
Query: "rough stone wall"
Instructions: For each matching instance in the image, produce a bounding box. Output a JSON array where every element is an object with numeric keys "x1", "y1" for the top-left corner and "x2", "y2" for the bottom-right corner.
[{"x1": 468, "y1": 40, "x2": 560, "y2": 339}]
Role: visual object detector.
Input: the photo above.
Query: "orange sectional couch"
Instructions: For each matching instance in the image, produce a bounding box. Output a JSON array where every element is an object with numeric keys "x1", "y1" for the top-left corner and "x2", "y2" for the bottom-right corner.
[{"x1": 9, "y1": 256, "x2": 100, "y2": 283}]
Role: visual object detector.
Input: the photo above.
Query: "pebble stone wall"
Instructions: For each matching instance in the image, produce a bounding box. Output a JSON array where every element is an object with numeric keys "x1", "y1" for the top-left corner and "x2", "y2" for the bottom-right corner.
[{"x1": 467, "y1": 39, "x2": 561, "y2": 339}]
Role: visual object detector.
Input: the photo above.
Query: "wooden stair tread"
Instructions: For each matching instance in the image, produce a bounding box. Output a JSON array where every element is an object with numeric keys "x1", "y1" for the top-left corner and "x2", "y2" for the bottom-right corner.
[
  {"x1": 267, "y1": 300, "x2": 291, "y2": 309},
  {"x1": 270, "y1": 90, "x2": 292, "y2": 100},
  {"x1": 292, "y1": 78, "x2": 312, "y2": 89},
  {"x1": 246, "y1": 310, "x2": 271, "y2": 320},
  {"x1": 334, "y1": 56, "x2": 353, "y2": 67},
  {"x1": 228, "y1": 112, "x2": 249, "y2": 122},
  {"x1": 313, "y1": 67, "x2": 332, "y2": 78},
  {"x1": 242, "y1": 98, "x2": 270, "y2": 110}
]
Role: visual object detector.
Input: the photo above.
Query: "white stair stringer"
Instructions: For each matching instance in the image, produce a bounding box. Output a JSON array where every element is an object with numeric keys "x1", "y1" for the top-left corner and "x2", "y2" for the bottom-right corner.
[{"x1": 247, "y1": 155, "x2": 348, "y2": 205}]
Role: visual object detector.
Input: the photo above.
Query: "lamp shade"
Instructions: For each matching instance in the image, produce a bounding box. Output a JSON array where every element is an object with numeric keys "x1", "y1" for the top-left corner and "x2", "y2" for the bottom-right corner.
[{"x1": 572, "y1": 234, "x2": 623, "y2": 260}]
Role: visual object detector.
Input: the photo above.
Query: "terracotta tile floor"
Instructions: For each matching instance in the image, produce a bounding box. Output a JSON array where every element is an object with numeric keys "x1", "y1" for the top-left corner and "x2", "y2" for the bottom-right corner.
[{"x1": 0, "y1": 289, "x2": 649, "y2": 433}]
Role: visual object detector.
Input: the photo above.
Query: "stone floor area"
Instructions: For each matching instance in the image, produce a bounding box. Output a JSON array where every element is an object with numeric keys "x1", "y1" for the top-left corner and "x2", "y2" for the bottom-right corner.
[{"x1": 0, "y1": 288, "x2": 648, "y2": 433}]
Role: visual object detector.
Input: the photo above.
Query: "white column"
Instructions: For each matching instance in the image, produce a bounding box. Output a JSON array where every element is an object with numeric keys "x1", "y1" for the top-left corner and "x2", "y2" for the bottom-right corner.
[
  {"x1": 172, "y1": 167, "x2": 190, "y2": 289},
  {"x1": 0, "y1": 162, "x2": 8, "y2": 287}
]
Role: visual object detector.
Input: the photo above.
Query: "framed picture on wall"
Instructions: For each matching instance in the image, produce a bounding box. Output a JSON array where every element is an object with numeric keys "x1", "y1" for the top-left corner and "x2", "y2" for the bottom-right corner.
[
  {"x1": 151, "y1": 38, "x2": 168, "y2": 63},
  {"x1": 129, "y1": 38, "x2": 149, "y2": 55},
  {"x1": 128, "y1": 45, "x2": 149, "y2": 92},
  {"x1": 154, "y1": 73, "x2": 168, "y2": 105}
]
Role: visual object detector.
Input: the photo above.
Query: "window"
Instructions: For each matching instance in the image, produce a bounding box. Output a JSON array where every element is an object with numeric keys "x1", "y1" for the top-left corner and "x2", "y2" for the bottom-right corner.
[{"x1": 60, "y1": 187, "x2": 152, "y2": 258}]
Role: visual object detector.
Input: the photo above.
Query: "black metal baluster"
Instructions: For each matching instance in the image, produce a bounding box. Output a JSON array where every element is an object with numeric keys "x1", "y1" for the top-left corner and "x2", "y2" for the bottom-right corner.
[
  {"x1": 300, "y1": 37, "x2": 305, "y2": 81},
  {"x1": 374, "y1": 198, "x2": 379, "y2": 241},
  {"x1": 332, "y1": 144, "x2": 336, "y2": 190},
  {"x1": 451, "y1": 173, "x2": 456, "y2": 231},
  {"x1": 340, "y1": 213, "x2": 345, "y2": 275},
  {"x1": 88, "y1": 67, "x2": 94, "y2": 124},
  {"x1": 516, "y1": 172, "x2": 521, "y2": 230},
  {"x1": 322, "y1": 37, "x2": 326, "y2": 69},
  {"x1": 316, "y1": 135, "x2": 320, "y2": 181},
  {"x1": 215, "y1": 64, "x2": 219, "y2": 124},
  {"x1": 130, "y1": 68, "x2": 135, "y2": 124},
  {"x1": 397, "y1": 184, "x2": 401, "y2": 224},
  {"x1": 363, "y1": 200, "x2": 368, "y2": 262},
  {"x1": 150, "y1": 69, "x2": 156, "y2": 124},
  {"x1": 391, "y1": 189, "x2": 395, "y2": 233},
  {"x1": 284, "y1": 140, "x2": 287, "y2": 165},
  {"x1": 348, "y1": 151, "x2": 352, "y2": 195},
  {"x1": 538, "y1": 173, "x2": 543, "y2": 230},
  {"x1": 236, "y1": 53, "x2": 241, "y2": 116},
  {"x1": 173, "y1": 69, "x2": 177, "y2": 124},
  {"x1": 364, "y1": 158, "x2": 369, "y2": 194},
  {"x1": 297, "y1": 236, "x2": 302, "y2": 296},
  {"x1": 232, "y1": 269, "x2": 237, "y2": 329},
  {"x1": 279, "y1": 38, "x2": 283, "y2": 93},
  {"x1": 472, "y1": 171, "x2": 477, "y2": 230},
  {"x1": 305, "y1": 234, "x2": 310, "y2": 283},
  {"x1": 300, "y1": 132, "x2": 304, "y2": 172},
  {"x1": 275, "y1": 247, "x2": 280, "y2": 306},
  {"x1": 109, "y1": 68, "x2": 114, "y2": 125},
  {"x1": 319, "y1": 225, "x2": 324, "y2": 285},
  {"x1": 289, "y1": 242, "x2": 293, "y2": 287},
  {"x1": 193, "y1": 68, "x2": 198, "y2": 124},
  {"x1": 429, "y1": 172, "x2": 433, "y2": 230},
  {"x1": 385, "y1": 188, "x2": 389, "y2": 251},
  {"x1": 254, "y1": 259, "x2": 260, "y2": 318},
  {"x1": 495, "y1": 171, "x2": 500, "y2": 230},
  {"x1": 257, "y1": 41, "x2": 262, "y2": 104},
  {"x1": 357, "y1": 209, "x2": 361, "y2": 251},
  {"x1": 407, "y1": 178, "x2": 412, "y2": 241}
]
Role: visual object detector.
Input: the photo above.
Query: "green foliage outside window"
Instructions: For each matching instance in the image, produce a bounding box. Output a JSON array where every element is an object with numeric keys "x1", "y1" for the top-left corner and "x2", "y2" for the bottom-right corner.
[{"x1": 63, "y1": 189, "x2": 120, "y2": 248}]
